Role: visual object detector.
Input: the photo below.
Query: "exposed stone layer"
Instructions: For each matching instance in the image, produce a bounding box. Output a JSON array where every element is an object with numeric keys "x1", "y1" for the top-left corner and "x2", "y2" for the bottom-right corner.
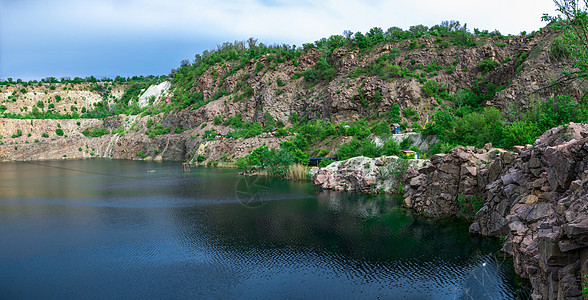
[
  {"x1": 402, "y1": 143, "x2": 502, "y2": 218},
  {"x1": 403, "y1": 123, "x2": 588, "y2": 300}
]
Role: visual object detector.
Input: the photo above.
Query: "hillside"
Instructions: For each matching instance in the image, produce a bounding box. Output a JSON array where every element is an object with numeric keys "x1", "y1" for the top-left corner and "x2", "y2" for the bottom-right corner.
[{"x1": 0, "y1": 24, "x2": 587, "y2": 164}]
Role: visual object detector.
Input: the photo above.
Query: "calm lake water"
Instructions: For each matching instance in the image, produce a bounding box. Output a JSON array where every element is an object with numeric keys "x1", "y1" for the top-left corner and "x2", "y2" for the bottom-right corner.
[{"x1": 0, "y1": 160, "x2": 529, "y2": 299}]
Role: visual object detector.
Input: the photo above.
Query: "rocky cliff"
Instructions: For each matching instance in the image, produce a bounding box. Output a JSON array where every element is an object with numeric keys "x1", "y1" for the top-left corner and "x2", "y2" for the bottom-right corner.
[
  {"x1": 1, "y1": 26, "x2": 586, "y2": 163},
  {"x1": 167, "y1": 27, "x2": 584, "y2": 127},
  {"x1": 402, "y1": 143, "x2": 503, "y2": 218},
  {"x1": 402, "y1": 123, "x2": 588, "y2": 300}
]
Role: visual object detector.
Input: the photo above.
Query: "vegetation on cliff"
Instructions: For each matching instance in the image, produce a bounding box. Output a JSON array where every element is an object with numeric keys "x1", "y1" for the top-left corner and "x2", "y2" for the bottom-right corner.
[
  {"x1": 163, "y1": 18, "x2": 587, "y2": 164},
  {"x1": 2, "y1": 11, "x2": 588, "y2": 168}
]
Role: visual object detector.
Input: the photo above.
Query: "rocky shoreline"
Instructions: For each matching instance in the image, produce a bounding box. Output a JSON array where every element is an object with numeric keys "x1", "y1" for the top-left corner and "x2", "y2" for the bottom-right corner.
[{"x1": 311, "y1": 123, "x2": 588, "y2": 300}]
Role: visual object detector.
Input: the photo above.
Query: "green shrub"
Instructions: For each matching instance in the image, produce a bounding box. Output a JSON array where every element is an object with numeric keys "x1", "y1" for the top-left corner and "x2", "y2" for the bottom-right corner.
[
  {"x1": 549, "y1": 38, "x2": 569, "y2": 61},
  {"x1": 346, "y1": 119, "x2": 371, "y2": 139},
  {"x1": 55, "y1": 128, "x2": 64, "y2": 136},
  {"x1": 302, "y1": 55, "x2": 337, "y2": 84},
  {"x1": 337, "y1": 139, "x2": 361, "y2": 160},
  {"x1": 82, "y1": 127, "x2": 110, "y2": 137},
  {"x1": 224, "y1": 114, "x2": 244, "y2": 128},
  {"x1": 359, "y1": 140, "x2": 383, "y2": 158},
  {"x1": 385, "y1": 103, "x2": 402, "y2": 123},
  {"x1": 196, "y1": 155, "x2": 206, "y2": 162},
  {"x1": 264, "y1": 113, "x2": 276, "y2": 130},
  {"x1": 402, "y1": 107, "x2": 418, "y2": 119},
  {"x1": 452, "y1": 31, "x2": 477, "y2": 47},
  {"x1": 146, "y1": 124, "x2": 171, "y2": 138},
  {"x1": 400, "y1": 137, "x2": 413, "y2": 149},
  {"x1": 136, "y1": 149, "x2": 148, "y2": 158},
  {"x1": 11, "y1": 129, "x2": 22, "y2": 138},
  {"x1": 203, "y1": 129, "x2": 217, "y2": 140},
  {"x1": 255, "y1": 61, "x2": 264, "y2": 73},
  {"x1": 425, "y1": 60, "x2": 443, "y2": 73},
  {"x1": 382, "y1": 139, "x2": 401, "y2": 156},
  {"x1": 41, "y1": 133, "x2": 49, "y2": 138},
  {"x1": 240, "y1": 122, "x2": 263, "y2": 138},
  {"x1": 502, "y1": 121, "x2": 542, "y2": 148},
  {"x1": 236, "y1": 157, "x2": 249, "y2": 169},
  {"x1": 371, "y1": 121, "x2": 391, "y2": 136},
  {"x1": 264, "y1": 149, "x2": 295, "y2": 177},
  {"x1": 422, "y1": 80, "x2": 439, "y2": 97},
  {"x1": 478, "y1": 59, "x2": 498, "y2": 73},
  {"x1": 247, "y1": 145, "x2": 267, "y2": 167}
]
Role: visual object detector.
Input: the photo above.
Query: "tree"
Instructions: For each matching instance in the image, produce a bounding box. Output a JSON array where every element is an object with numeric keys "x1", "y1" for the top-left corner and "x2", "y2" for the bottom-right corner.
[
  {"x1": 343, "y1": 30, "x2": 354, "y2": 40},
  {"x1": 553, "y1": 0, "x2": 588, "y2": 77}
]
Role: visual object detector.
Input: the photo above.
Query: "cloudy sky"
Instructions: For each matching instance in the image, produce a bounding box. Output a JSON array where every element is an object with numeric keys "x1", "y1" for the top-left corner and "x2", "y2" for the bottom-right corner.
[{"x1": 0, "y1": 0, "x2": 559, "y2": 80}]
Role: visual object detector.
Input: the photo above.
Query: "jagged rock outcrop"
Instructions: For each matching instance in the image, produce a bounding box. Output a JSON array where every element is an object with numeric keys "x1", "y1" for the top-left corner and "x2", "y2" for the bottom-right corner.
[
  {"x1": 470, "y1": 123, "x2": 588, "y2": 300},
  {"x1": 403, "y1": 123, "x2": 588, "y2": 300},
  {"x1": 312, "y1": 156, "x2": 426, "y2": 193},
  {"x1": 402, "y1": 144, "x2": 502, "y2": 218}
]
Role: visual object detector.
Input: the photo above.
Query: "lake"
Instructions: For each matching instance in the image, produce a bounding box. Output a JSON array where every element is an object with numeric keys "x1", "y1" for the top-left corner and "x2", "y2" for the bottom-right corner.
[{"x1": 0, "y1": 159, "x2": 529, "y2": 299}]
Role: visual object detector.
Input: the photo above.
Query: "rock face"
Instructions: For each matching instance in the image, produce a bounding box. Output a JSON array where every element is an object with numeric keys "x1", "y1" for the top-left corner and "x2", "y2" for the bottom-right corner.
[
  {"x1": 312, "y1": 156, "x2": 426, "y2": 193},
  {"x1": 404, "y1": 123, "x2": 588, "y2": 300},
  {"x1": 471, "y1": 123, "x2": 588, "y2": 300},
  {"x1": 137, "y1": 81, "x2": 171, "y2": 108},
  {"x1": 403, "y1": 144, "x2": 502, "y2": 218}
]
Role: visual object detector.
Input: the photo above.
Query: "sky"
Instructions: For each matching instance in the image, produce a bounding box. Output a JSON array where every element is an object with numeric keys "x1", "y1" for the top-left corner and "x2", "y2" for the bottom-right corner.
[{"x1": 0, "y1": 0, "x2": 560, "y2": 81}]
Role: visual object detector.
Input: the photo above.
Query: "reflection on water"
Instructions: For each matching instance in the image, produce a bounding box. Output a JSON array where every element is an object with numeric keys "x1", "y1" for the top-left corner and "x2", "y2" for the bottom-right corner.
[{"x1": 0, "y1": 160, "x2": 529, "y2": 299}]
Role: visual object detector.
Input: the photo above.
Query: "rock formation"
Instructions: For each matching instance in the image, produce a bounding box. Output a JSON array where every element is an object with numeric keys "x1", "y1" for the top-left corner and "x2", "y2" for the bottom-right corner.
[
  {"x1": 403, "y1": 143, "x2": 502, "y2": 218},
  {"x1": 403, "y1": 123, "x2": 588, "y2": 300},
  {"x1": 471, "y1": 123, "x2": 588, "y2": 300},
  {"x1": 312, "y1": 156, "x2": 426, "y2": 193}
]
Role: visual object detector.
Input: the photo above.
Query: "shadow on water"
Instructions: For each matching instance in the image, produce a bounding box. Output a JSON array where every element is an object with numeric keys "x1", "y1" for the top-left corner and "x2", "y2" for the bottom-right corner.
[{"x1": 0, "y1": 160, "x2": 531, "y2": 299}]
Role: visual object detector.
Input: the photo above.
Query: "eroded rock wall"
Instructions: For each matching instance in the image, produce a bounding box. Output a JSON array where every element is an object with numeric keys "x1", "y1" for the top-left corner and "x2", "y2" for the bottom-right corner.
[
  {"x1": 471, "y1": 123, "x2": 588, "y2": 300},
  {"x1": 403, "y1": 144, "x2": 502, "y2": 218},
  {"x1": 402, "y1": 123, "x2": 588, "y2": 300}
]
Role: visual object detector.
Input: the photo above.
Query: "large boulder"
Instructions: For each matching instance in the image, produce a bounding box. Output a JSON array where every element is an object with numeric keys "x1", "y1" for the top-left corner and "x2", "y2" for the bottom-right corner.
[{"x1": 311, "y1": 156, "x2": 425, "y2": 193}]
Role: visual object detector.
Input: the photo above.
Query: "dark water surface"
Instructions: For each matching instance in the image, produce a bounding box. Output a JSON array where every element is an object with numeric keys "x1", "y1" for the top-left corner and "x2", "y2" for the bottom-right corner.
[{"x1": 0, "y1": 160, "x2": 529, "y2": 299}]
